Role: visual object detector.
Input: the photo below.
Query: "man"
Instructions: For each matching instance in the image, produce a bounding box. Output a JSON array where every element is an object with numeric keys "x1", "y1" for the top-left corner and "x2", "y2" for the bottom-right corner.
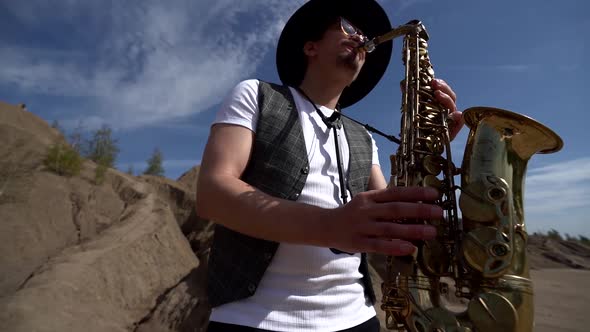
[{"x1": 196, "y1": 0, "x2": 462, "y2": 331}]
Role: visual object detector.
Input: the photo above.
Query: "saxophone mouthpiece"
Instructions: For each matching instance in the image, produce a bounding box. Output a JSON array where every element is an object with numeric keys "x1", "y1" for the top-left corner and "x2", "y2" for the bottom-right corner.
[{"x1": 357, "y1": 39, "x2": 377, "y2": 53}]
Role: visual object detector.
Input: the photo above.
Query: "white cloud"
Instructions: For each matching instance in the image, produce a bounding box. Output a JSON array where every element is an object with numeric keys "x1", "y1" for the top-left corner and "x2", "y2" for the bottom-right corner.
[
  {"x1": 525, "y1": 157, "x2": 590, "y2": 212},
  {"x1": 0, "y1": 0, "x2": 303, "y2": 129},
  {"x1": 525, "y1": 157, "x2": 590, "y2": 236}
]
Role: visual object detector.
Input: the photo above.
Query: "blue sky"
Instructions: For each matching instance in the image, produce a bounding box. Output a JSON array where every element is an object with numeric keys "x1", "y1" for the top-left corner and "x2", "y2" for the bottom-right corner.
[{"x1": 1, "y1": 0, "x2": 588, "y2": 237}]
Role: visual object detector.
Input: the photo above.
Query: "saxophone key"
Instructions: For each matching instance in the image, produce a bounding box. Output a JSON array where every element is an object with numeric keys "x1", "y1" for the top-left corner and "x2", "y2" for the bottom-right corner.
[
  {"x1": 467, "y1": 292, "x2": 518, "y2": 332},
  {"x1": 420, "y1": 239, "x2": 451, "y2": 276},
  {"x1": 423, "y1": 136, "x2": 445, "y2": 154},
  {"x1": 418, "y1": 87, "x2": 435, "y2": 100},
  {"x1": 422, "y1": 155, "x2": 444, "y2": 175},
  {"x1": 422, "y1": 174, "x2": 444, "y2": 191}
]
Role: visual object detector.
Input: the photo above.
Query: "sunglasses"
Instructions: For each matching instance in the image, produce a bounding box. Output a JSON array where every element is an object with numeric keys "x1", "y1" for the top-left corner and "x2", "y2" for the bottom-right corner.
[{"x1": 339, "y1": 17, "x2": 368, "y2": 43}]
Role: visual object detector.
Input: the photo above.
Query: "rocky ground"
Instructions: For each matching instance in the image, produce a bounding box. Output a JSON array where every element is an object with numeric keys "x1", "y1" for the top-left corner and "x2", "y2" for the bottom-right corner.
[{"x1": 1, "y1": 101, "x2": 589, "y2": 331}]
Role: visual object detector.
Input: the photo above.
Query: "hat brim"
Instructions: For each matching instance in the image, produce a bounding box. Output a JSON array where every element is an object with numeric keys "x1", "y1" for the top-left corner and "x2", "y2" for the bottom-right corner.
[{"x1": 276, "y1": 0, "x2": 393, "y2": 108}]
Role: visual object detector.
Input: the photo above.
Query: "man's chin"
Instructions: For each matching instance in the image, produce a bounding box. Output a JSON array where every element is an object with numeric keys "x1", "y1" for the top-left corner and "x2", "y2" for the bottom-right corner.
[
  {"x1": 338, "y1": 52, "x2": 360, "y2": 66},
  {"x1": 341, "y1": 60, "x2": 362, "y2": 74}
]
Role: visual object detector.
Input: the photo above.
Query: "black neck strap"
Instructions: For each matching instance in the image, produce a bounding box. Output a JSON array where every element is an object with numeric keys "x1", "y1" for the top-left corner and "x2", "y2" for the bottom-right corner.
[
  {"x1": 294, "y1": 88, "x2": 400, "y2": 144},
  {"x1": 295, "y1": 88, "x2": 341, "y2": 129},
  {"x1": 296, "y1": 87, "x2": 349, "y2": 204}
]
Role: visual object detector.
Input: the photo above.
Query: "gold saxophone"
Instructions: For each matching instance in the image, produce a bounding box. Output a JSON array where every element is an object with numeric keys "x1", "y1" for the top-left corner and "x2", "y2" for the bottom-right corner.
[{"x1": 360, "y1": 21, "x2": 563, "y2": 331}]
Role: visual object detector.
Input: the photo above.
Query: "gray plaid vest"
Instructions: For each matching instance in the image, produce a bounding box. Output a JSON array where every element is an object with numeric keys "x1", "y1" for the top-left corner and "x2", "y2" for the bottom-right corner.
[{"x1": 207, "y1": 81, "x2": 375, "y2": 308}]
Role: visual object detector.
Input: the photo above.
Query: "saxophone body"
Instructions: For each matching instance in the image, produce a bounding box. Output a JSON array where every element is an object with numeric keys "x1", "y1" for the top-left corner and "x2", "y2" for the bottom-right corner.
[{"x1": 365, "y1": 21, "x2": 564, "y2": 332}]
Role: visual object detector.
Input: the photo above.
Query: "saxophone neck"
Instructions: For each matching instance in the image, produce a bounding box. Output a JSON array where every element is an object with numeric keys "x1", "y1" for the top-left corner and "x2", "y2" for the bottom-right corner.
[{"x1": 358, "y1": 20, "x2": 429, "y2": 53}]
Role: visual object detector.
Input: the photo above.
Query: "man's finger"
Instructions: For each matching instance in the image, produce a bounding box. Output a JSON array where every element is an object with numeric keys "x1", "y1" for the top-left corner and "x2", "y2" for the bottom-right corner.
[
  {"x1": 449, "y1": 111, "x2": 464, "y2": 140},
  {"x1": 435, "y1": 90, "x2": 457, "y2": 114},
  {"x1": 432, "y1": 79, "x2": 456, "y2": 102},
  {"x1": 365, "y1": 222, "x2": 437, "y2": 240},
  {"x1": 369, "y1": 201, "x2": 443, "y2": 220},
  {"x1": 368, "y1": 186, "x2": 440, "y2": 203},
  {"x1": 360, "y1": 238, "x2": 417, "y2": 256}
]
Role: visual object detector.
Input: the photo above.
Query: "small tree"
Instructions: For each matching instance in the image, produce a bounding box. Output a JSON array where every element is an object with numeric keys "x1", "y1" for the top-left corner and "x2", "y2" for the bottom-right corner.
[
  {"x1": 94, "y1": 163, "x2": 108, "y2": 185},
  {"x1": 143, "y1": 148, "x2": 164, "y2": 176},
  {"x1": 126, "y1": 164, "x2": 135, "y2": 176},
  {"x1": 85, "y1": 125, "x2": 119, "y2": 167},
  {"x1": 547, "y1": 229, "x2": 562, "y2": 241},
  {"x1": 69, "y1": 120, "x2": 86, "y2": 154},
  {"x1": 84, "y1": 125, "x2": 119, "y2": 185}
]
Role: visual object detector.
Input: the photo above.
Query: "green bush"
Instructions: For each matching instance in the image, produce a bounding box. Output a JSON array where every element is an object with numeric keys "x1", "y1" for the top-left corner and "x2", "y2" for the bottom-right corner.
[{"x1": 44, "y1": 144, "x2": 83, "y2": 176}]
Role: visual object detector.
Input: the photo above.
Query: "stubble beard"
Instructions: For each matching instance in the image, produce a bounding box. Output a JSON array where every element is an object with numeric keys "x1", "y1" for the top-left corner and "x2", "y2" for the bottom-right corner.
[
  {"x1": 337, "y1": 51, "x2": 361, "y2": 72},
  {"x1": 335, "y1": 53, "x2": 361, "y2": 83}
]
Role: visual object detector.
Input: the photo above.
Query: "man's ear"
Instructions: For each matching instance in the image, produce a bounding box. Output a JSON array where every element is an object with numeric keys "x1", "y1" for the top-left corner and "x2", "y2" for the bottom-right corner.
[{"x1": 303, "y1": 41, "x2": 318, "y2": 57}]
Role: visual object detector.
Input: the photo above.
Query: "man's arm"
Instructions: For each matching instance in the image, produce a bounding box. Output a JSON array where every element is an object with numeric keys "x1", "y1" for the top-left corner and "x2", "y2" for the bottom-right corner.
[
  {"x1": 368, "y1": 164, "x2": 388, "y2": 190},
  {"x1": 197, "y1": 123, "x2": 331, "y2": 246},
  {"x1": 197, "y1": 124, "x2": 442, "y2": 256}
]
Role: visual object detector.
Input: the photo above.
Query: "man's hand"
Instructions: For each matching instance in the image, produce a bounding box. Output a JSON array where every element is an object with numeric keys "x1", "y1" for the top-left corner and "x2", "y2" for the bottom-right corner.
[
  {"x1": 431, "y1": 78, "x2": 464, "y2": 140},
  {"x1": 324, "y1": 186, "x2": 442, "y2": 256}
]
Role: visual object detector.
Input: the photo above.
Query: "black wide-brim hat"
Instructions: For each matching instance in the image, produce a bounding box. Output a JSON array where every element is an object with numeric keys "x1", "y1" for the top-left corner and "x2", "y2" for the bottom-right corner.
[{"x1": 277, "y1": 0, "x2": 392, "y2": 108}]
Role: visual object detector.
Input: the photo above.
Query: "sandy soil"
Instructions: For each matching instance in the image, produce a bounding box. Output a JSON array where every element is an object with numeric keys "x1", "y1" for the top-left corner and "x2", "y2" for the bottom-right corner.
[{"x1": 532, "y1": 269, "x2": 590, "y2": 332}]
